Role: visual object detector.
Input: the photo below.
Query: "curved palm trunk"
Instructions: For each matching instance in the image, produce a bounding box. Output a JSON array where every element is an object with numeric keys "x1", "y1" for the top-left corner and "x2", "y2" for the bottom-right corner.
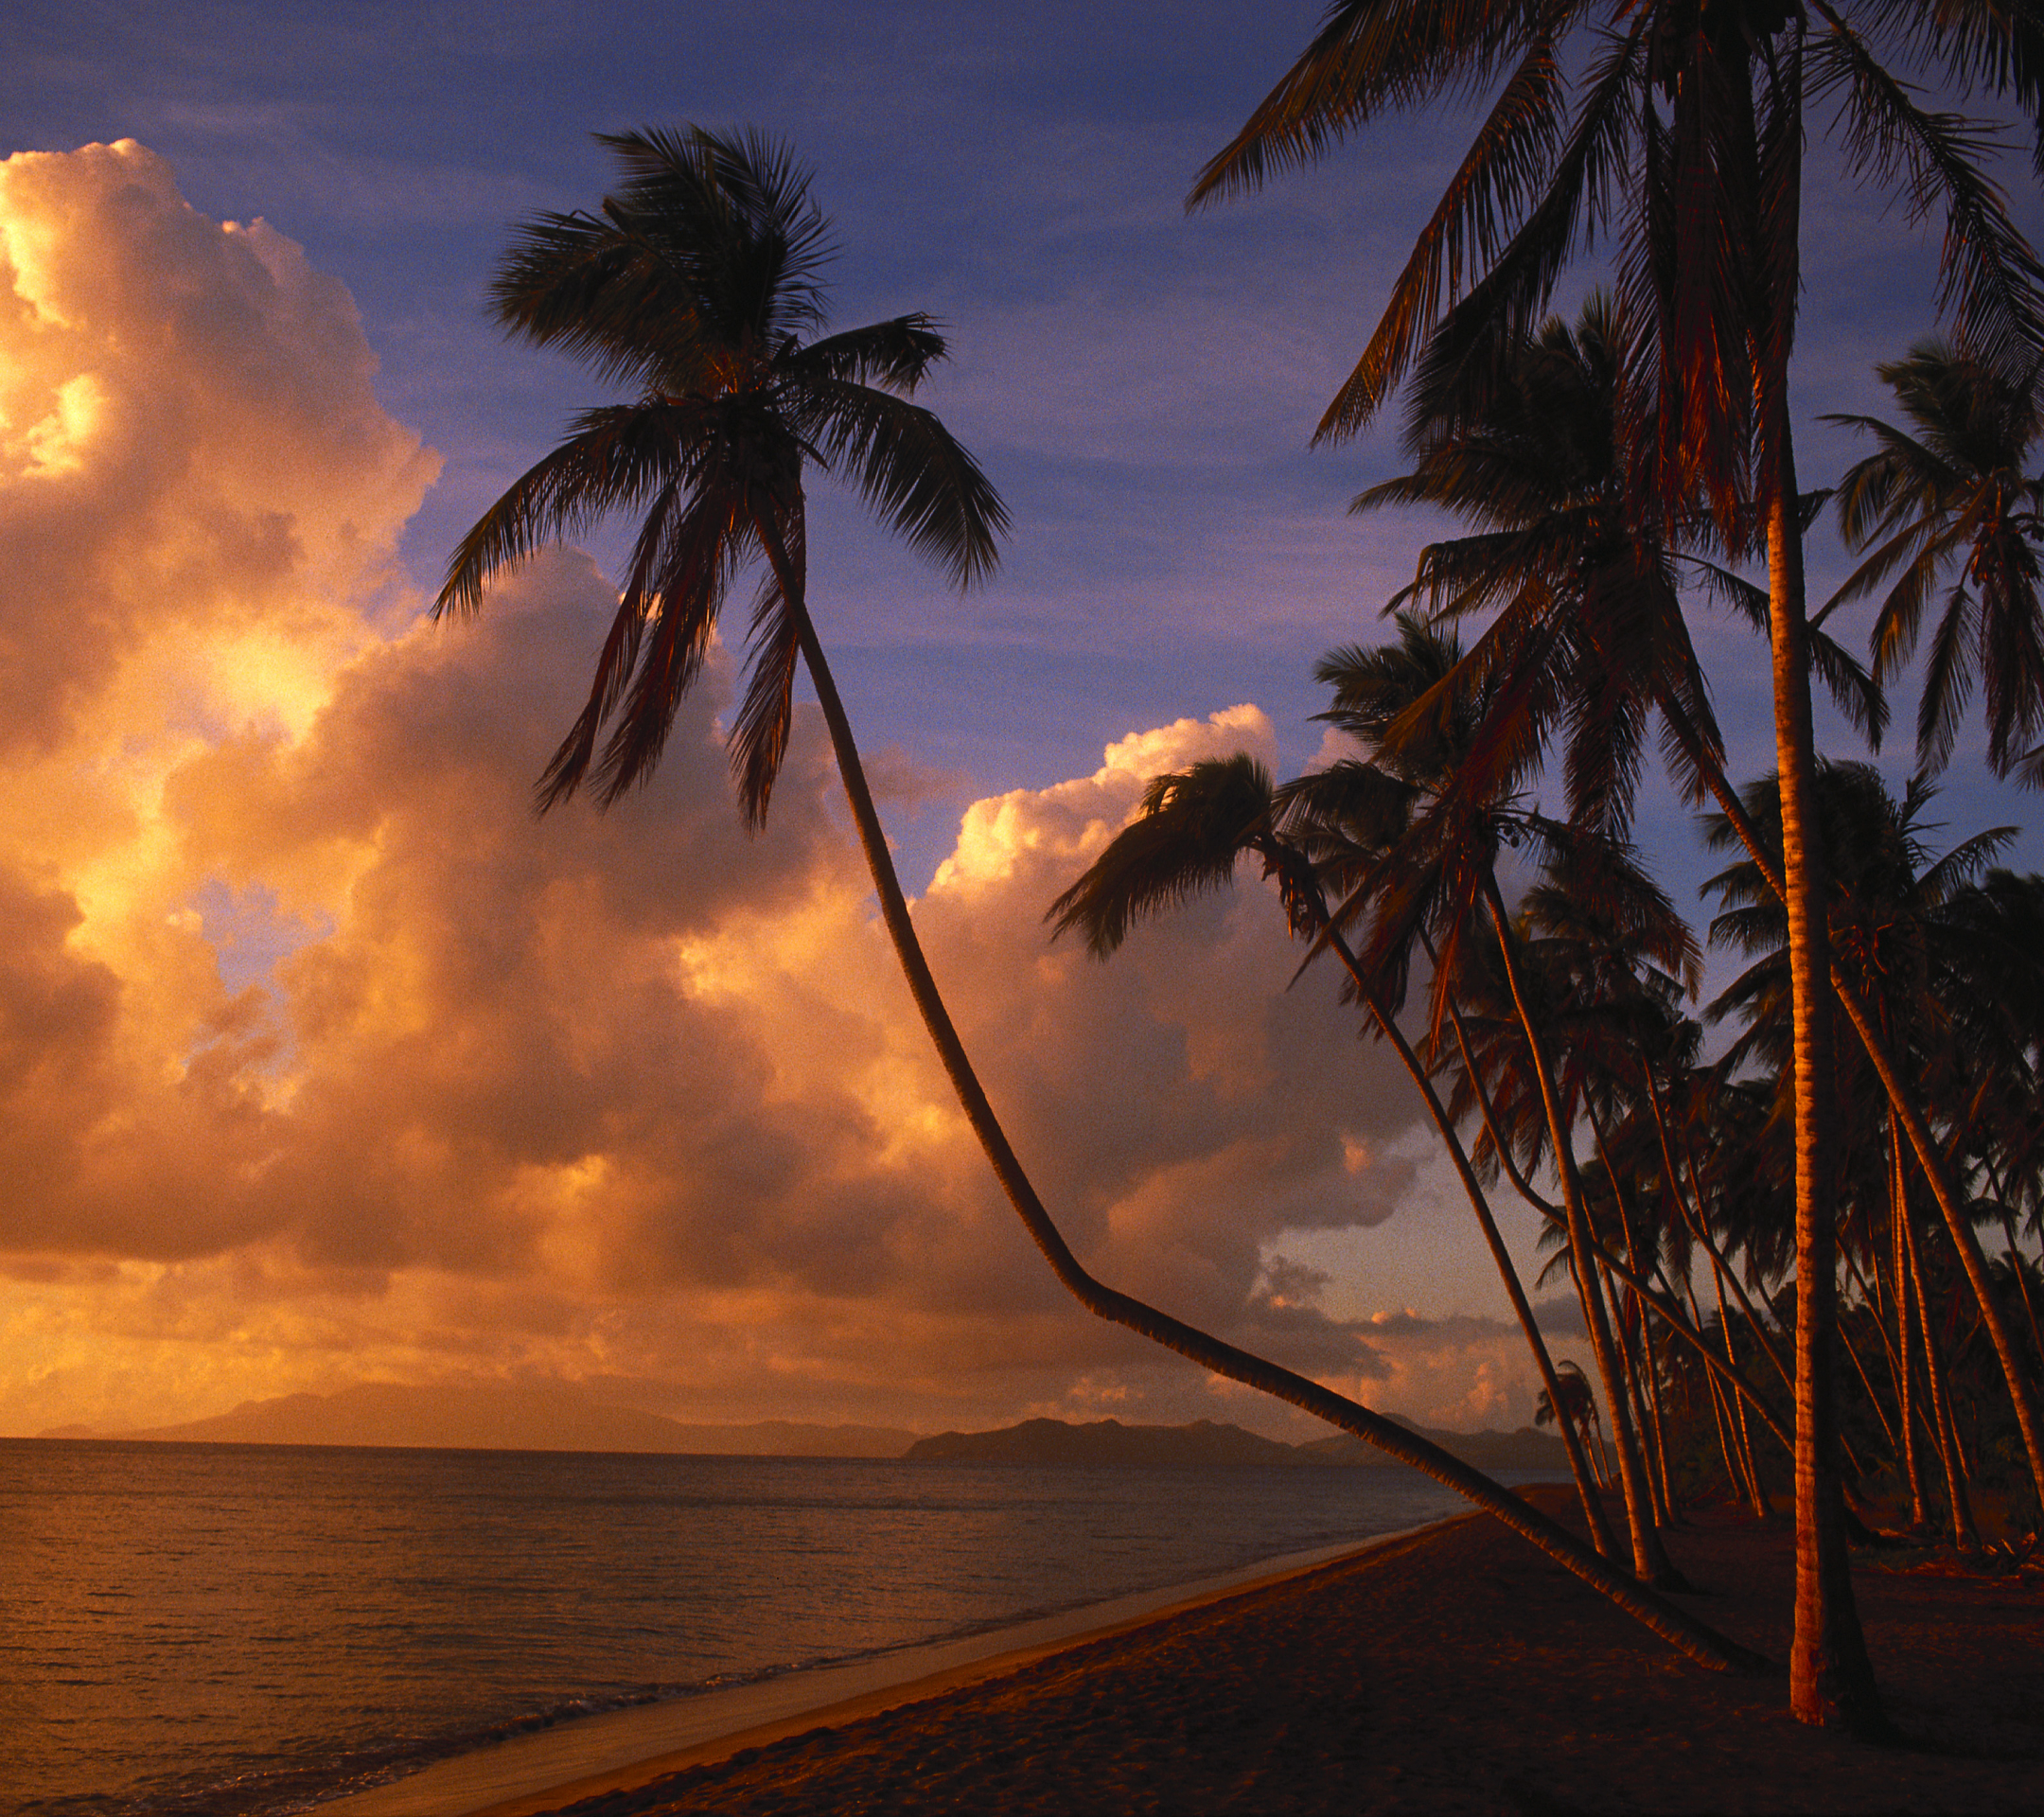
[
  {"x1": 2000, "y1": 1209, "x2": 2044, "y2": 1374},
  {"x1": 1760, "y1": 420, "x2": 1883, "y2": 1731},
  {"x1": 1478, "y1": 880, "x2": 1681, "y2": 1589},
  {"x1": 1588, "y1": 1115, "x2": 1674, "y2": 1527},
  {"x1": 1831, "y1": 978, "x2": 2044, "y2": 1510},
  {"x1": 764, "y1": 570, "x2": 1763, "y2": 1676}
]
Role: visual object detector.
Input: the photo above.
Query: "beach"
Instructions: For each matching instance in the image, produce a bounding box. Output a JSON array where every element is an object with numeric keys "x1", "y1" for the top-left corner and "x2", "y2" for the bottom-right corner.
[{"x1": 469, "y1": 1485, "x2": 2040, "y2": 1816}]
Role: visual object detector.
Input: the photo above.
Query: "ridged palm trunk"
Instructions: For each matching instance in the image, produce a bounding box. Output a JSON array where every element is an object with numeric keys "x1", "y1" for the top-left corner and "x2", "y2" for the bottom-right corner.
[
  {"x1": 1480, "y1": 884, "x2": 1681, "y2": 1589},
  {"x1": 1761, "y1": 427, "x2": 1884, "y2": 1732},
  {"x1": 766, "y1": 546, "x2": 1764, "y2": 1675}
]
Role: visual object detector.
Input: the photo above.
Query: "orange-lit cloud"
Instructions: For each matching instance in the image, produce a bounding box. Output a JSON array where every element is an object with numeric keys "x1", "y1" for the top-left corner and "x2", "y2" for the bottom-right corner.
[{"x1": 0, "y1": 143, "x2": 1554, "y2": 1440}]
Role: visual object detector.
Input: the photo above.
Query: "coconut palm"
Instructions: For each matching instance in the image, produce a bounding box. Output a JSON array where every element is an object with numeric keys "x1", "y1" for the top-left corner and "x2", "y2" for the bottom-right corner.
[
  {"x1": 1192, "y1": 7, "x2": 2044, "y2": 1721},
  {"x1": 1537, "y1": 1359, "x2": 1611, "y2": 1483},
  {"x1": 1306, "y1": 622, "x2": 1691, "y2": 1588},
  {"x1": 1824, "y1": 338, "x2": 2044, "y2": 785},
  {"x1": 1047, "y1": 751, "x2": 1622, "y2": 1555},
  {"x1": 1702, "y1": 763, "x2": 2044, "y2": 1524},
  {"x1": 443, "y1": 126, "x2": 1761, "y2": 1674}
]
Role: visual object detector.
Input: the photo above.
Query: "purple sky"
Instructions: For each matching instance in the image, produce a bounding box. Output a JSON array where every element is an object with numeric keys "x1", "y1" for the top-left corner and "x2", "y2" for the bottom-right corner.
[{"x1": 1, "y1": 1, "x2": 2036, "y2": 1438}]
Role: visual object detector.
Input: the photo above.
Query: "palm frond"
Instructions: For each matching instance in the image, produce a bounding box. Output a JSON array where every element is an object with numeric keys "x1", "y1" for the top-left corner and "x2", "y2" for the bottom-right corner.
[
  {"x1": 1046, "y1": 754, "x2": 1276, "y2": 956},
  {"x1": 795, "y1": 378, "x2": 1007, "y2": 587}
]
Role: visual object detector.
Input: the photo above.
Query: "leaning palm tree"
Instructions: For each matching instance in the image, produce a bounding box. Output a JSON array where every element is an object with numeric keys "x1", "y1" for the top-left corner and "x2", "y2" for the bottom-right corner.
[
  {"x1": 1047, "y1": 750, "x2": 1621, "y2": 1556},
  {"x1": 442, "y1": 126, "x2": 1760, "y2": 1673},
  {"x1": 1192, "y1": 0, "x2": 2044, "y2": 1733}
]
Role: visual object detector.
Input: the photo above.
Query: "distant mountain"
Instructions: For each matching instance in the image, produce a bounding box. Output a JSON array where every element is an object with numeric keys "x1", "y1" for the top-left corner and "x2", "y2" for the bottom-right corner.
[
  {"x1": 68, "y1": 1383, "x2": 918, "y2": 1458},
  {"x1": 906, "y1": 1418, "x2": 1304, "y2": 1468},
  {"x1": 904, "y1": 1416, "x2": 1569, "y2": 1472}
]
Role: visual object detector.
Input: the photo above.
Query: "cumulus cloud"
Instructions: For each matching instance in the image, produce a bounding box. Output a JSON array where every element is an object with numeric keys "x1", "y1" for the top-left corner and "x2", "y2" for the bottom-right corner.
[{"x1": 0, "y1": 143, "x2": 1536, "y2": 1440}]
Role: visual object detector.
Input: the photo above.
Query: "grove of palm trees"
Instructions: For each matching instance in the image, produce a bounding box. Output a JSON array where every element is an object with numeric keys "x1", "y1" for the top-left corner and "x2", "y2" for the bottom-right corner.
[{"x1": 445, "y1": 1, "x2": 2044, "y2": 1768}]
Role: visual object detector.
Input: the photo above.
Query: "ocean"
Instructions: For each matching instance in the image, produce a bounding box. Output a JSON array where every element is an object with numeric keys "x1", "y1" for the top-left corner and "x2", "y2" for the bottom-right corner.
[{"x1": 1, "y1": 1437, "x2": 1540, "y2": 1815}]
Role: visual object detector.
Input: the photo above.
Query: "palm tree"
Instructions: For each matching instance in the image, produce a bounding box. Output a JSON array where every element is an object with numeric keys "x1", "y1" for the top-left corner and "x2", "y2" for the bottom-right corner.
[
  {"x1": 1824, "y1": 338, "x2": 2044, "y2": 786},
  {"x1": 1702, "y1": 763, "x2": 2043, "y2": 1527},
  {"x1": 1305, "y1": 623, "x2": 1691, "y2": 1588},
  {"x1": 442, "y1": 126, "x2": 1762, "y2": 1675},
  {"x1": 1190, "y1": 6, "x2": 2044, "y2": 1728},
  {"x1": 1536, "y1": 1359, "x2": 1612, "y2": 1485},
  {"x1": 1048, "y1": 751, "x2": 1622, "y2": 1555}
]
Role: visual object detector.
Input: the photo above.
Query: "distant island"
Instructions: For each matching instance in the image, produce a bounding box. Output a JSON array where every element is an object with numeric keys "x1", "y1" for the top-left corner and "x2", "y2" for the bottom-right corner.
[
  {"x1": 34, "y1": 1388, "x2": 1569, "y2": 1472},
  {"x1": 38, "y1": 1382, "x2": 917, "y2": 1458},
  {"x1": 904, "y1": 1416, "x2": 1569, "y2": 1472}
]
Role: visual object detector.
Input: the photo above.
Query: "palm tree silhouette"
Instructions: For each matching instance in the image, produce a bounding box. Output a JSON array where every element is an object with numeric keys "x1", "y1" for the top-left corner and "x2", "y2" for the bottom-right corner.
[
  {"x1": 441, "y1": 127, "x2": 1762, "y2": 1675},
  {"x1": 1191, "y1": 1, "x2": 2044, "y2": 1730},
  {"x1": 1048, "y1": 750, "x2": 1622, "y2": 1556},
  {"x1": 1536, "y1": 1359, "x2": 1611, "y2": 1485},
  {"x1": 1824, "y1": 338, "x2": 2044, "y2": 786},
  {"x1": 1703, "y1": 762, "x2": 2043, "y2": 1530}
]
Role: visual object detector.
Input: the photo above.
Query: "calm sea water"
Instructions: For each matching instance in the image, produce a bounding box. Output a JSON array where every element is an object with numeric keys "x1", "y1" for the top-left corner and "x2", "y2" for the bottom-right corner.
[{"x1": 0, "y1": 1438, "x2": 1527, "y2": 1815}]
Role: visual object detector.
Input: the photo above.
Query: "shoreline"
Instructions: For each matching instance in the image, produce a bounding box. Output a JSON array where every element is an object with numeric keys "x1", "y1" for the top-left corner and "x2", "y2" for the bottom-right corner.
[
  {"x1": 311, "y1": 1521, "x2": 1451, "y2": 1817},
  {"x1": 473, "y1": 1484, "x2": 2042, "y2": 1816}
]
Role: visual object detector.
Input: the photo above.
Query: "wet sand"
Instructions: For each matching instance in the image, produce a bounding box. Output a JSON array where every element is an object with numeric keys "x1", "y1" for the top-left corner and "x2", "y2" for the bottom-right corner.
[
  {"x1": 314, "y1": 1531, "x2": 1422, "y2": 1816},
  {"x1": 489, "y1": 1485, "x2": 2043, "y2": 1816}
]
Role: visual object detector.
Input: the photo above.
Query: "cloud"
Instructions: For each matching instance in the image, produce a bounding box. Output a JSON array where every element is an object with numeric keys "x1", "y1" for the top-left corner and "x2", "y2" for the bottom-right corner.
[{"x1": 0, "y1": 142, "x2": 1487, "y2": 1441}]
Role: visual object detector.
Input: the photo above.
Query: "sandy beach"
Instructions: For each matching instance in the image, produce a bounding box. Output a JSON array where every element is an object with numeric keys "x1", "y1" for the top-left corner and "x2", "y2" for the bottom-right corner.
[{"x1": 467, "y1": 1485, "x2": 2041, "y2": 1817}]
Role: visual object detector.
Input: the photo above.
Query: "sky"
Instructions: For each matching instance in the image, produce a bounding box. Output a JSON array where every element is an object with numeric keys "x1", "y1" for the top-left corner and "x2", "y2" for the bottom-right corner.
[{"x1": 1, "y1": 1, "x2": 2038, "y2": 1441}]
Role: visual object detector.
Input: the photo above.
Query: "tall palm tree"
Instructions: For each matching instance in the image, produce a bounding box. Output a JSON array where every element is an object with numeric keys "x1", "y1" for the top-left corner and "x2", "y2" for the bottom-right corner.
[
  {"x1": 1189, "y1": 5, "x2": 2044, "y2": 1728},
  {"x1": 1824, "y1": 338, "x2": 2044, "y2": 785},
  {"x1": 1702, "y1": 763, "x2": 2043, "y2": 1522},
  {"x1": 442, "y1": 127, "x2": 1762, "y2": 1674}
]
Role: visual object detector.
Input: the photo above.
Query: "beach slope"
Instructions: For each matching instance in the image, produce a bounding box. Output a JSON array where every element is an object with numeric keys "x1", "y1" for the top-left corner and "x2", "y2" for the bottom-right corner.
[{"x1": 497, "y1": 1485, "x2": 2041, "y2": 1815}]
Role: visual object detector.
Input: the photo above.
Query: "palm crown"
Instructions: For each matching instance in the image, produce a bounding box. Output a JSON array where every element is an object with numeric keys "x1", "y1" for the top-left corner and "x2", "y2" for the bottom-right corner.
[
  {"x1": 1824, "y1": 338, "x2": 2044, "y2": 784},
  {"x1": 435, "y1": 125, "x2": 1006, "y2": 821}
]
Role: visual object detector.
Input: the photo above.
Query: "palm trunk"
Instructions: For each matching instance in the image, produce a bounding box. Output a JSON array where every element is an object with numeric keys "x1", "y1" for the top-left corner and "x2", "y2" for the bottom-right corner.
[
  {"x1": 1479, "y1": 880, "x2": 1681, "y2": 1589},
  {"x1": 1716, "y1": 1266, "x2": 1772, "y2": 1517},
  {"x1": 1839, "y1": 1302, "x2": 1900, "y2": 1460},
  {"x1": 767, "y1": 559, "x2": 1764, "y2": 1675},
  {"x1": 1901, "y1": 1190, "x2": 1978, "y2": 1549},
  {"x1": 1297, "y1": 891, "x2": 1618, "y2": 1559},
  {"x1": 1590, "y1": 1118, "x2": 1675, "y2": 1526},
  {"x1": 1693, "y1": 749, "x2": 2044, "y2": 1512},
  {"x1": 2001, "y1": 1208, "x2": 2044, "y2": 1375},
  {"x1": 1891, "y1": 1129, "x2": 1931, "y2": 1529},
  {"x1": 1465, "y1": 1037, "x2": 1795, "y2": 1458},
  {"x1": 1760, "y1": 415, "x2": 1882, "y2": 1729}
]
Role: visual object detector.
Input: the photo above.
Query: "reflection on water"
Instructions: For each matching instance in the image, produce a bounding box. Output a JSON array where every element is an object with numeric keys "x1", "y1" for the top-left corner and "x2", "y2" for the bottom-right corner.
[{"x1": 0, "y1": 1437, "x2": 1523, "y2": 1814}]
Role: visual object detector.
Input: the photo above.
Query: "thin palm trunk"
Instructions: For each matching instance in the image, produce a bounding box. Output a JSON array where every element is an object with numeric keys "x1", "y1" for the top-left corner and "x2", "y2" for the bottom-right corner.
[
  {"x1": 1839, "y1": 1299, "x2": 1901, "y2": 1460},
  {"x1": 1696, "y1": 746, "x2": 2044, "y2": 1510},
  {"x1": 1762, "y1": 417, "x2": 1882, "y2": 1727},
  {"x1": 2002, "y1": 1209, "x2": 2044, "y2": 1373},
  {"x1": 766, "y1": 543, "x2": 1764, "y2": 1674},
  {"x1": 1891, "y1": 1130, "x2": 1932, "y2": 1528},
  {"x1": 1479, "y1": 879, "x2": 1681, "y2": 1588},
  {"x1": 1305, "y1": 907, "x2": 1619, "y2": 1558},
  {"x1": 1458, "y1": 1015, "x2": 1795, "y2": 1456},
  {"x1": 1716, "y1": 1265, "x2": 1772, "y2": 1517},
  {"x1": 1592, "y1": 1117, "x2": 1675, "y2": 1526},
  {"x1": 1901, "y1": 1186, "x2": 1978, "y2": 1549}
]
